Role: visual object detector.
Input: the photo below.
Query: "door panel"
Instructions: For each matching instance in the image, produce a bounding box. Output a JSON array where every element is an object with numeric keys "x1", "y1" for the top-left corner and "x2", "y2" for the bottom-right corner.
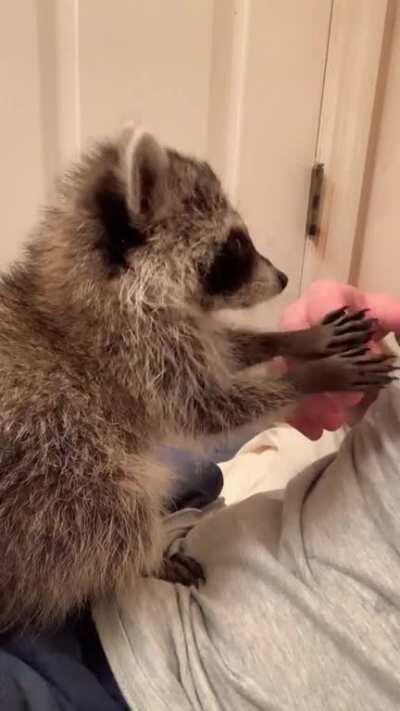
[{"x1": 229, "y1": 0, "x2": 332, "y2": 326}]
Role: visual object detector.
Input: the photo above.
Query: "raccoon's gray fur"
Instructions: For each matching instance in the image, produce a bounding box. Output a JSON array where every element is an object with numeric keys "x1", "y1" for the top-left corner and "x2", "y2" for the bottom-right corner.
[{"x1": 0, "y1": 126, "x2": 392, "y2": 631}]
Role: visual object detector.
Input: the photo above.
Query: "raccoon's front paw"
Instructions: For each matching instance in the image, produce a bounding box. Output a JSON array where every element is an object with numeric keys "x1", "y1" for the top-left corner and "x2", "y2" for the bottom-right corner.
[
  {"x1": 320, "y1": 306, "x2": 378, "y2": 353},
  {"x1": 290, "y1": 307, "x2": 377, "y2": 360},
  {"x1": 160, "y1": 552, "x2": 206, "y2": 588},
  {"x1": 290, "y1": 349, "x2": 397, "y2": 395}
]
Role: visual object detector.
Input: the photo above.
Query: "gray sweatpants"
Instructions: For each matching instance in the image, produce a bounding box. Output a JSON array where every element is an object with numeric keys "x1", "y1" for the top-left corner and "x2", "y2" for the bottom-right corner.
[{"x1": 95, "y1": 382, "x2": 400, "y2": 710}]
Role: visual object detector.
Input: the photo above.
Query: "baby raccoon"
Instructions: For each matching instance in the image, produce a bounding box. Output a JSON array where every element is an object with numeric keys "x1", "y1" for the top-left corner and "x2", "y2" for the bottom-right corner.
[{"x1": 0, "y1": 126, "x2": 392, "y2": 631}]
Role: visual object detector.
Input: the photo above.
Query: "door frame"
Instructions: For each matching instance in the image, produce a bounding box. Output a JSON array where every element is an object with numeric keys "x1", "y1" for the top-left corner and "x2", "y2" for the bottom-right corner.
[{"x1": 301, "y1": 0, "x2": 393, "y2": 289}]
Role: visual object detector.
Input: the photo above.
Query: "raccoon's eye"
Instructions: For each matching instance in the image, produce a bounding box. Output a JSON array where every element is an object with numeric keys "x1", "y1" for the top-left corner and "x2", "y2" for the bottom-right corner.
[
  {"x1": 202, "y1": 228, "x2": 255, "y2": 295},
  {"x1": 229, "y1": 228, "x2": 249, "y2": 257}
]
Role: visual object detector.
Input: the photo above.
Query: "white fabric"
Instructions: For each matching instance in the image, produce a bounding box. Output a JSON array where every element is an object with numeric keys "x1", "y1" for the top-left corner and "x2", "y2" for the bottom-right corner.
[{"x1": 220, "y1": 423, "x2": 344, "y2": 505}]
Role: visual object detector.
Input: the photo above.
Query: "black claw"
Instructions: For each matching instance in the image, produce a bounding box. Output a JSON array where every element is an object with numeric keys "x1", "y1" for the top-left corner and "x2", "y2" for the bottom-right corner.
[
  {"x1": 322, "y1": 306, "x2": 349, "y2": 324},
  {"x1": 356, "y1": 354, "x2": 396, "y2": 364},
  {"x1": 329, "y1": 336, "x2": 370, "y2": 351},
  {"x1": 353, "y1": 375, "x2": 396, "y2": 387},
  {"x1": 347, "y1": 308, "x2": 370, "y2": 321},
  {"x1": 361, "y1": 368, "x2": 396, "y2": 375},
  {"x1": 341, "y1": 347, "x2": 368, "y2": 358},
  {"x1": 336, "y1": 310, "x2": 373, "y2": 329},
  {"x1": 366, "y1": 319, "x2": 379, "y2": 332},
  {"x1": 354, "y1": 361, "x2": 398, "y2": 373},
  {"x1": 336, "y1": 324, "x2": 371, "y2": 336},
  {"x1": 344, "y1": 318, "x2": 374, "y2": 331}
]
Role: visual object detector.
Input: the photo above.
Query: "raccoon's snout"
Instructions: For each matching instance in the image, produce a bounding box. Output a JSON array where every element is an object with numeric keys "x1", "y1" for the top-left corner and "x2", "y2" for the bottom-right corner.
[{"x1": 277, "y1": 270, "x2": 288, "y2": 292}]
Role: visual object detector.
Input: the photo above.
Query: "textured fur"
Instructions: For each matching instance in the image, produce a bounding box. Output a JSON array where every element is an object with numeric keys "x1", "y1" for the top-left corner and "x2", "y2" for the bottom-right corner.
[{"x1": 0, "y1": 127, "x2": 379, "y2": 632}]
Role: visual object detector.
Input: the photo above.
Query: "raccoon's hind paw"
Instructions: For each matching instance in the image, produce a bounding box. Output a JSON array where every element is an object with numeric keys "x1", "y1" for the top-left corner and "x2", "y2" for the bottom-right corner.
[{"x1": 159, "y1": 552, "x2": 205, "y2": 588}]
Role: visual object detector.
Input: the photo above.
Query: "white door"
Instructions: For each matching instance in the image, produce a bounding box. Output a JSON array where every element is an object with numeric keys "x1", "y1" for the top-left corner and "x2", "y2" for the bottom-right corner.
[{"x1": 0, "y1": 0, "x2": 332, "y2": 326}]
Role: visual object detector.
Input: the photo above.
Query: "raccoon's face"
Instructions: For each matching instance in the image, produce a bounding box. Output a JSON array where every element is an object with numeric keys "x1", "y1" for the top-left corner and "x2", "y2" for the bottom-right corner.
[
  {"x1": 198, "y1": 223, "x2": 288, "y2": 311},
  {"x1": 55, "y1": 127, "x2": 287, "y2": 314}
]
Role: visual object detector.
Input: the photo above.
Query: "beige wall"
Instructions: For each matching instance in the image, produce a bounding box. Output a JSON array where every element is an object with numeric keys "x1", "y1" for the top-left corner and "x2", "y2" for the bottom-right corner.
[
  {"x1": 0, "y1": 1, "x2": 46, "y2": 266},
  {"x1": 356, "y1": 1, "x2": 400, "y2": 296}
]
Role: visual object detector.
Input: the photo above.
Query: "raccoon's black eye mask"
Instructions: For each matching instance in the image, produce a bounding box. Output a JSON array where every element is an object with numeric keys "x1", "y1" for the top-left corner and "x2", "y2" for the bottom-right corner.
[
  {"x1": 202, "y1": 228, "x2": 256, "y2": 296},
  {"x1": 95, "y1": 175, "x2": 145, "y2": 272}
]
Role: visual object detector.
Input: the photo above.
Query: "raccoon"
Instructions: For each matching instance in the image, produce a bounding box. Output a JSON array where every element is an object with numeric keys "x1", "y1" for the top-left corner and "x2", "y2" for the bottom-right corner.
[{"x1": 0, "y1": 126, "x2": 392, "y2": 631}]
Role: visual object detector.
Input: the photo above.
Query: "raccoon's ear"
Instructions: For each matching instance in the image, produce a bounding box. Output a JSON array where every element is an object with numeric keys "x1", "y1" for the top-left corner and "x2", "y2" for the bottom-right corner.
[{"x1": 124, "y1": 129, "x2": 169, "y2": 219}]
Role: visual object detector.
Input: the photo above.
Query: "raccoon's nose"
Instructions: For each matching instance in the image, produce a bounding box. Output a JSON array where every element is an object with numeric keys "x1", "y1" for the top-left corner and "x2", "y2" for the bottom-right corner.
[{"x1": 277, "y1": 271, "x2": 288, "y2": 291}]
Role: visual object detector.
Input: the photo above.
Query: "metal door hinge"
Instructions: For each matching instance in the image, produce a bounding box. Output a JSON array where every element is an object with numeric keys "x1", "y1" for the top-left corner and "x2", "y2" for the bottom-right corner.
[{"x1": 305, "y1": 162, "x2": 324, "y2": 238}]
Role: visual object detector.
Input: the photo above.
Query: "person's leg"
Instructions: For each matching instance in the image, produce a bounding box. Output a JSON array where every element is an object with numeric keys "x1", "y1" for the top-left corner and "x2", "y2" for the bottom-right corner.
[
  {"x1": 0, "y1": 620, "x2": 126, "y2": 711},
  {"x1": 95, "y1": 382, "x2": 400, "y2": 711}
]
